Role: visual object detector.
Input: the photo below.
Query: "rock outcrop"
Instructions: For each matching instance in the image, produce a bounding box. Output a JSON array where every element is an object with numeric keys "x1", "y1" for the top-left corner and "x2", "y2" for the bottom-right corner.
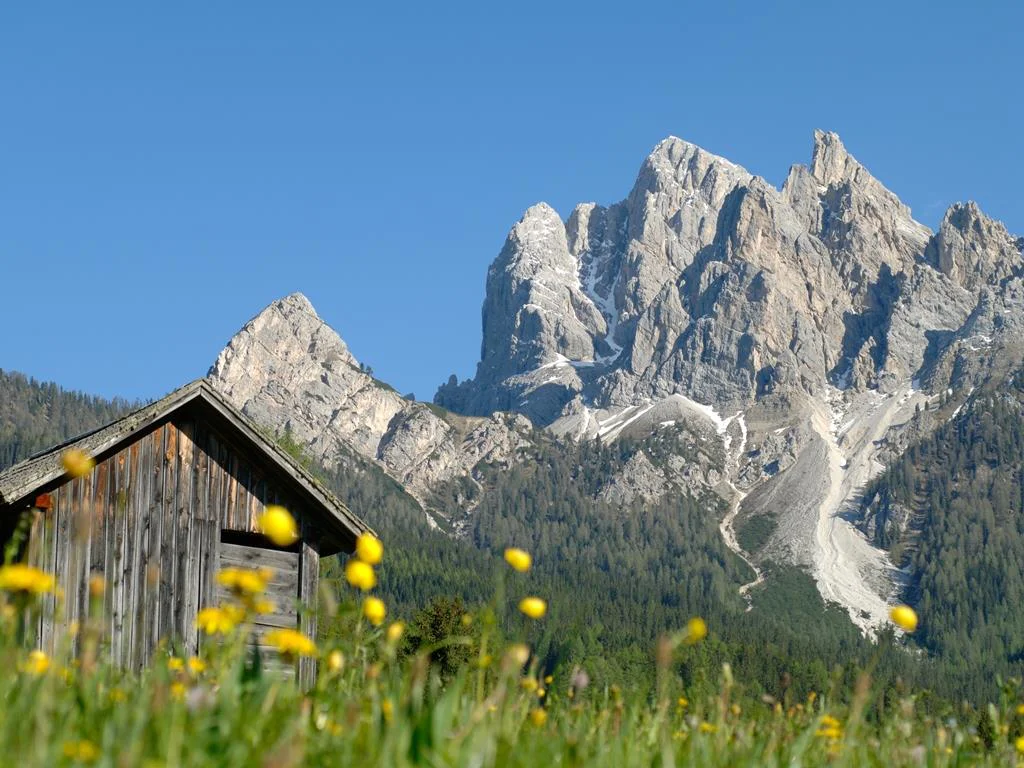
[{"x1": 208, "y1": 294, "x2": 532, "y2": 515}]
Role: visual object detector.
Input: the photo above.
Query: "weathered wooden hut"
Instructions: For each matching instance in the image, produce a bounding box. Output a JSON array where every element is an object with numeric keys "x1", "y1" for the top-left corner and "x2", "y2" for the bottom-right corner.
[{"x1": 0, "y1": 379, "x2": 368, "y2": 683}]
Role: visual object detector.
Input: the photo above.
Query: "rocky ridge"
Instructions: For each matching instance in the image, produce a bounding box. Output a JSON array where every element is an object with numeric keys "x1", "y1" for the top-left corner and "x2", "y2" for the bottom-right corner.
[
  {"x1": 433, "y1": 130, "x2": 1024, "y2": 630},
  {"x1": 208, "y1": 130, "x2": 1023, "y2": 633}
]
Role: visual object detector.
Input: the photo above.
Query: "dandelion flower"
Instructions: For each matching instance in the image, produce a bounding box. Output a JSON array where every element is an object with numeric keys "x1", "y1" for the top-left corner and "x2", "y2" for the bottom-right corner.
[
  {"x1": 507, "y1": 644, "x2": 530, "y2": 667},
  {"x1": 327, "y1": 650, "x2": 345, "y2": 673},
  {"x1": 265, "y1": 628, "x2": 318, "y2": 658},
  {"x1": 521, "y1": 677, "x2": 538, "y2": 693},
  {"x1": 529, "y1": 708, "x2": 547, "y2": 727},
  {"x1": 503, "y1": 548, "x2": 531, "y2": 572},
  {"x1": 23, "y1": 650, "x2": 49, "y2": 675},
  {"x1": 362, "y1": 596, "x2": 386, "y2": 626},
  {"x1": 187, "y1": 657, "x2": 205, "y2": 675},
  {"x1": 518, "y1": 597, "x2": 547, "y2": 619},
  {"x1": 167, "y1": 657, "x2": 184, "y2": 672},
  {"x1": 1016, "y1": 735, "x2": 1024, "y2": 754},
  {"x1": 216, "y1": 567, "x2": 272, "y2": 597},
  {"x1": 698, "y1": 722, "x2": 717, "y2": 734},
  {"x1": 88, "y1": 575, "x2": 105, "y2": 599},
  {"x1": 355, "y1": 532, "x2": 383, "y2": 565},
  {"x1": 61, "y1": 450, "x2": 95, "y2": 479},
  {"x1": 345, "y1": 559, "x2": 377, "y2": 591},
  {"x1": 684, "y1": 617, "x2": 707, "y2": 645},
  {"x1": 170, "y1": 681, "x2": 187, "y2": 701},
  {"x1": 0, "y1": 564, "x2": 56, "y2": 596},
  {"x1": 258, "y1": 505, "x2": 298, "y2": 547},
  {"x1": 889, "y1": 605, "x2": 918, "y2": 633},
  {"x1": 253, "y1": 599, "x2": 276, "y2": 615},
  {"x1": 196, "y1": 606, "x2": 240, "y2": 636},
  {"x1": 385, "y1": 621, "x2": 405, "y2": 644},
  {"x1": 62, "y1": 740, "x2": 99, "y2": 763}
]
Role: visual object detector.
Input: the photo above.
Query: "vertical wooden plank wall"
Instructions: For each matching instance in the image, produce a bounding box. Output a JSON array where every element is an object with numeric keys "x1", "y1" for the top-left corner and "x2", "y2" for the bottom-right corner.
[
  {"x1": 23, "y1": 416, "x2": 317, "y2": 671},
  {"x1": 298, "y1": 526, "x2": 320, "y2": 688}
]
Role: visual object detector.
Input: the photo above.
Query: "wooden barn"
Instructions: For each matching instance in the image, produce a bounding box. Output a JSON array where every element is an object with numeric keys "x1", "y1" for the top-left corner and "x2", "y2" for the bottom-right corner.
[{"x1": 0, "y1": 379, "x2": 368, "y2": 683}]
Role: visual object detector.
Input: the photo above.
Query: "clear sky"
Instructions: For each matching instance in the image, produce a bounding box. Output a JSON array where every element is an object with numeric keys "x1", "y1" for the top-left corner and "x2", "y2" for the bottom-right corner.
[{"x1": 2, "y1": 1, "x2": 1022, "y2": 402}]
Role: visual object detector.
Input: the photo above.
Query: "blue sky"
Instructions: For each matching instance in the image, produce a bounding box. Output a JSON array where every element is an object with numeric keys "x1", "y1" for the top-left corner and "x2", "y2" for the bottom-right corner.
[{"x1": 2, "y1": 1, "x2": 1022, "y2": 402}]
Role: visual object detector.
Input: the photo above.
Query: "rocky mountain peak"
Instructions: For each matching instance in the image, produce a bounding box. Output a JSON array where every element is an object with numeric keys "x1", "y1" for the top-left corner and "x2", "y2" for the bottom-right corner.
[
  {"x1": 809, "y1": 129, "x2": 857, "y2": 187},
  {"x1": 926, "y1": 201, "x2": 1022, "y2": 290},
  {"x1": 208, "y1": 296, "x2": 533, "y2": 519}
]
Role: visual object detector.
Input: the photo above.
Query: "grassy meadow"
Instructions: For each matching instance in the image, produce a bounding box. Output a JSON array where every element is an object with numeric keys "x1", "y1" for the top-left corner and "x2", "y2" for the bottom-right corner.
[{"x1": 1, "y1": 462, "x2": 1023, "y2": 767}]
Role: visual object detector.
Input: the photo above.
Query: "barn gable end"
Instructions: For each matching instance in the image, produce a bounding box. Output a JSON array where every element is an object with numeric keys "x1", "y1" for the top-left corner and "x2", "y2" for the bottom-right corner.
[{"x1": 0, "y1": 379, "x2": 368, "y2": 684}]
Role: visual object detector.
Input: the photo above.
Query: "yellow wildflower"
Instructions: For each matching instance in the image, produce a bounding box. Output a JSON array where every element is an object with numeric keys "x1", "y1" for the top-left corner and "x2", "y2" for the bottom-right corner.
[
  {"x1": 327, "y1": 650, "x2": 345, "y2": 673},
  {"x1": 698, "y1": 722, "x2": 717, "y2": 734},
  {"x1": 167, "y1": 657, "x2": 184, "y2": 672},
  {"x1": 381, "y1": 698, "x2": 394, "y2": 724},
  {"x1": 889, "y1": 605, "x2": 918, "y2": 633},
  {"x1": 88, "y1": 575, "x2": 105, "y2": 599},
  {"x1": 108, "y1": 688, "x2": 126, "y2": 703},
  {"x1": 820, "y1": 714, "x2": 841, "y2": 729},
  {"x1": 1016, "y1": 735, "x2": 1024, "y2": 754},
  {"x1": 684, "y1": 617, "x2": 707, "y2": 645},
  {"x1": 187, "y1": 657, "x2": 205, "y2": 675},
  {"x1": 507, "y1": 644, "x2": 530, "y2": 667},
  {"x1": 386, "y1": 621, "x2": 405, "y2": 643},
  {"x1": 529, "y1": 708, "x2": 548, "y2": 727},
  {"x1": 23, "y1": 650, "x2": 49, "y2": 675},
  {"x1": 61, "y1": 450, "x2": 95, "y2": 479},
  {"x1": 265, "y1": 628, "x2": 318, "y2": 658},
  {"x1": 62, "y1": 740, "x2": 99, "y2": 762},
  {"x1": 362, "y1": 597, "x2": 386, "y2": 626},
  {"x1": 355, "y1": 532, "x2": 383, "y2": 565},
  {"x1": 1017, "y1": 703, "x2": 1024, "y2": 716},
  {"x1": 816, "y1": 725, "x2": 842, "y2": 740},
  {"x1": 170, "y1": 681, "x2": 186, "y2": 701},
  {"x1": 503, "y1": 547, "x2": 532, "y2": 572},
  {"x1": 677, "y1": 696, "x2": 688, "y2": 709},
  {"x1": 0, "y1": 564, "x2": 56, "y2": 595},
  {"x1": 518, "y1": 597, "x2": 547, "y2": 619},
  {"x1": 196, "y1": 606, "x2": 240, "y2": 636},
  {"x1": 253, "y1": 598, "x2": 276, "y2": 615},
  {"x1": 345, "y1": 559, "x2": 377, "y2": 591},
  {"x1": 215, "y1": 567, "x2": 272, "y2": 597},
  {"x1": 521, "y1": 677, "x2": 538, "y2": 693},
  {"x1": 544, "y1": 674, "x2": 553, "y2": 684},
  {"x1": 258, "y1": 505, "x2": 298, "y2": 547}
]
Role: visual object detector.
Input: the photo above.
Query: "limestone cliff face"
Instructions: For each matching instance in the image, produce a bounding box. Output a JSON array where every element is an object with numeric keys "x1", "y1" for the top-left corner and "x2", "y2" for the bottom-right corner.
[
  {"x1": 436, "y1": 131, "x2": 1022, "y2": 425},
  {"x1": 207, "y1": 294, "x2": 532, "y2": 515}
]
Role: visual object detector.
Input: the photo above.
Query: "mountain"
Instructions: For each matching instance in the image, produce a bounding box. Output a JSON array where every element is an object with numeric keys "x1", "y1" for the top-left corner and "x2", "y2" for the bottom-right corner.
[
  {"x1": 6, "y1": 128, "x2": 1024, "y2": 700},
  {"x1": 203, "y1": 130, "x2": 1021, "y2": 636},
  {"x1": 416, "y1": 130, "x2": 1024, "y2": 632},
  {"x1": 206, "y1": 293, "x2": 536, "y2": 528}
]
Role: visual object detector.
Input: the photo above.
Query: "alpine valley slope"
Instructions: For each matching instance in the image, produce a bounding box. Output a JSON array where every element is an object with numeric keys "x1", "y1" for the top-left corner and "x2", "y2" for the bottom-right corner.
[{"x1": 209, "y1": 130, "x2": 1024, "y2": 634}]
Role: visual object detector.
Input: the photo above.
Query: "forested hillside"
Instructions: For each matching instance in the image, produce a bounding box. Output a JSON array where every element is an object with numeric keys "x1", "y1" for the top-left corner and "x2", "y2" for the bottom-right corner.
[
  {"x1": 0, "y1": 370, "x2": 1015, "y2": 706},
  {"x1": 0, "y1": 370, "x2": 137, "y2": 468},
  {"x1": 859, "y1": 377, "x2": 1024, "y2": 682}
]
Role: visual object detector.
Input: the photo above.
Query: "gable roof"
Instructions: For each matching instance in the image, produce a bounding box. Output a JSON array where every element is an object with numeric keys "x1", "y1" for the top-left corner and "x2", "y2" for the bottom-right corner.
[{"x1": 0, "y1": 379, "x2": 369, "y2": 554}]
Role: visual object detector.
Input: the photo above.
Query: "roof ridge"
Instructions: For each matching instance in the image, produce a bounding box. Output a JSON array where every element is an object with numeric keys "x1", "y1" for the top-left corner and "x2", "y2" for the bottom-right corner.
[{"x1": 0, "y1": 378, "x2": 369, "y2": 550}]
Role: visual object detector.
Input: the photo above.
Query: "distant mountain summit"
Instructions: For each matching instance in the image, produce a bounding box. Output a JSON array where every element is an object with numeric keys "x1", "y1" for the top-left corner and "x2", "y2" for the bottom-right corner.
[{"x1": 435, "y1": 131, "x2": 1021, "y2": 428}]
